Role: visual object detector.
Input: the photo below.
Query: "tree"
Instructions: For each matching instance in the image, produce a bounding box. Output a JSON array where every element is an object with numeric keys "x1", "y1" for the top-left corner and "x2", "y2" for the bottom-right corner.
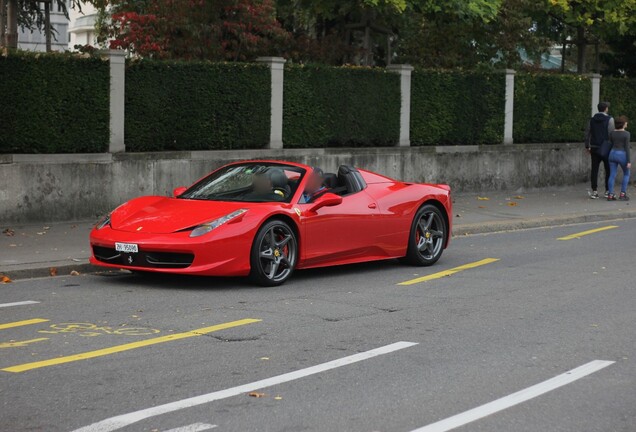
[
  {"x1": 545, "y1": 0, "x2": 636, "y2": 73},
  {"x1": 394, "y1": 0, "x2": 550, "y2": 69},
  {"x1": 1, "y1": 0, "x2": 86, "y2": 50},
  {"x1": 97, "y1": 0, "x2": 289, "y2": 61}
]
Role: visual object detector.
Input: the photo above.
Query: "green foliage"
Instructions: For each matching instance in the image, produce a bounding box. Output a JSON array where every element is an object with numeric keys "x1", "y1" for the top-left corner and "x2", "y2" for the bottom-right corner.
[
  {"x1": 282, "y1": 64, "x2": 400, "y2": 147},
  {"x1": 601, "y1": 78, "x2": 636, "y2": 121},
  {"x1": 125, "y1": 60, "x2": 271, "y2": 151},
  {"x1": 410, "y1": 70, "x2": 505, "y2": 145},
  {"x1": 513, "y1": 73, "x2": 590, "y2": 142},
  {"x1": 0, "y1": 52, "x2": 109, "y2": 153}
]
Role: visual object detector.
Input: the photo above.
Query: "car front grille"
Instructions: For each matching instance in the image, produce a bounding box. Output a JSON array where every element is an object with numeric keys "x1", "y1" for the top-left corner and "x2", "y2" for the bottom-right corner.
[{"x1": 93, "y1": 246, "x2": 194, "y2": 269}]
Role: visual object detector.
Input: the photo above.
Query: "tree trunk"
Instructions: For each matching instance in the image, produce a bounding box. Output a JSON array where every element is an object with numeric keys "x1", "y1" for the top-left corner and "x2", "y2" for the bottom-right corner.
[
  {"x1": 6, "y1": 0, "x2": 17, "y2": 49},
  {"x1": 0, "y1": 0, "x2": 6, "y2": 48},
  {"x1": 576, "y1": 26, "x2": 587, "y2": 74},
  {"x1": 44, "y1": 0, "x2": 51, "y2": 52}
]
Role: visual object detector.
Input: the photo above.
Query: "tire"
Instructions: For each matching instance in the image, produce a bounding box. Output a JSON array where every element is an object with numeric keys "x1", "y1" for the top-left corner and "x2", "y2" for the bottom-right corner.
[
  {"x1": 401, "y1": 204, "x2": 447, "y2": 266},
  {"x1": 249, "y1": 219, "x2": 298, "y2": 286}
]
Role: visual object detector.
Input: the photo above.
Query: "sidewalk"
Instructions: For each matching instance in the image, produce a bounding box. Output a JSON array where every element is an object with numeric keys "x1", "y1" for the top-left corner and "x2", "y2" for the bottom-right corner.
[{"x1": 1, "y1": 183, "x2": 635, "y2": 280}]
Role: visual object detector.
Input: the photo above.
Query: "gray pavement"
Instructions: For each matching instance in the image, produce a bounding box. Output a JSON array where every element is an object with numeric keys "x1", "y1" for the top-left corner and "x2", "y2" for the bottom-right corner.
[
  {"x1": 1, "y1": 218, "x2": 635, "y2": 431},
  {"x1": 1, "y1": 182, "x2": 635, "y2": 279}
]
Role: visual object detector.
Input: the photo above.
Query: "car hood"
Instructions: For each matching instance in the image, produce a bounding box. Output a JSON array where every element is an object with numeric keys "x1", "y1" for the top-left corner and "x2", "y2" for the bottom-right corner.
[{"x1": 110, "y1": 196, "x2": 253, "y2": 234}]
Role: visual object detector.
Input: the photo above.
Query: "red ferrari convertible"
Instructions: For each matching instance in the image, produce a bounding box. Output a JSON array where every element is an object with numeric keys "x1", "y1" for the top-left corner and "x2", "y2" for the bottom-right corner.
[{"x1": 90, "y1": 161, "x2": 452, "y2": 286}]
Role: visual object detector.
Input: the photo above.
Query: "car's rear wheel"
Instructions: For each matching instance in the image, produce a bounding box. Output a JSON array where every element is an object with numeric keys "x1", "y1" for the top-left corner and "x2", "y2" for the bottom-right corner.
[
  {"x1": 250, "y1": 220, "x2": 298, "y2": 286},
  {"x1": 401, "y1": 204, "x2": 446, "y2": 266}
]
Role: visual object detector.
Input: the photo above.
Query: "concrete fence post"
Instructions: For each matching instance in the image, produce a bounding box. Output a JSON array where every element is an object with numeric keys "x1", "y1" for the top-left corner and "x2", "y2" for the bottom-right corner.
[
  {"x1": 256, "y1": 57, "x2": 286, "y2": 149},
  {"x1": 503, "y1": 69, "x2": 516, "y2": 145},
  {"x1": 101, "y1": 50, "x2": 126, "y2": 153},
  {"x1": 387, "y1": 64, "x2": 414, "y2": 147},
  {"x1": 589, "y1": 73, "x2": 601, "y2": 116}
]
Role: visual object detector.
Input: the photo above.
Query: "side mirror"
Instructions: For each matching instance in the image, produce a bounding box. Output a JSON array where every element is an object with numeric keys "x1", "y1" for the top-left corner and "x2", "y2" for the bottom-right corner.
[
  {"x1": 173, "y1": 186, "x2": 187, "y2": 197},
  {"x1": 308, "y1": 192, "x2": 342, "y2": 212}
]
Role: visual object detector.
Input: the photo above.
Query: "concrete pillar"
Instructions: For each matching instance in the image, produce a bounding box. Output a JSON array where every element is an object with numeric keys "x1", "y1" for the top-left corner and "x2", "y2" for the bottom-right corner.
[
  {"x1": 101, "y1": 50, "x2": 126, "y2": 153},
  {"x1": 589, "y1": 73, "x2": 601, "y2": 116},
  {"x1": 256, "y1": 57, "x2": 286, "y2": 149},
  {"x1": 387, "y1": 64, "x2": 414, "y2": 147},
  {"x1": 503, "y1": 69, "x2": 516, "y2": 145}
]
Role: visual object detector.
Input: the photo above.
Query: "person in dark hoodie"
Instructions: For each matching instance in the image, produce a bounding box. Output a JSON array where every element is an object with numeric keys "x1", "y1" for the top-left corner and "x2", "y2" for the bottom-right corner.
[{"x1": 585, "y1": 102, "x2": 615, "y2": 199}]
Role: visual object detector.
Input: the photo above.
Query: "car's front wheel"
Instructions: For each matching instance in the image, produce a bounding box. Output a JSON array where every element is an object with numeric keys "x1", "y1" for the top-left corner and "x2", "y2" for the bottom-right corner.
[
  {"x1": 250, "y1": 220, "x2": 298, "y2": 286},
  {"x1": 401, "y1": 204, "x2": 447, "y2": 266}
]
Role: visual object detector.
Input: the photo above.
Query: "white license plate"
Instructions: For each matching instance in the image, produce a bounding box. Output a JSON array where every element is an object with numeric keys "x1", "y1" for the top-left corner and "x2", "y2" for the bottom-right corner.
[{"x1": 115, "y1": 242, "x2": 139, "y2": 253}]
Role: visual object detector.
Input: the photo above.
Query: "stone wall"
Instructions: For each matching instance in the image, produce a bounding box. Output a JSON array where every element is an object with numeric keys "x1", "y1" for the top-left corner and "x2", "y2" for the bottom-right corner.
[{"x1": 0, "y1": 143, "x2": 588, "y2": 224}]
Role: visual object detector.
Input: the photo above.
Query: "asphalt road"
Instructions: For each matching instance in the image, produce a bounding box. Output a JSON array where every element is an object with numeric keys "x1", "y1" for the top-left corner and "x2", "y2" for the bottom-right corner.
[{"x1": 1, "y1": 219, "x2": 635, "y2": 432}]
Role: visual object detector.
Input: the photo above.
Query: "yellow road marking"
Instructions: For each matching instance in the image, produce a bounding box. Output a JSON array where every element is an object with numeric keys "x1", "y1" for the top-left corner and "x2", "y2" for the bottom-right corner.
[
  {"x1": 398, "y1": 258, "x2": 500, "y2": 286},
  {"x1": 2, "y1": 318, "x2": 261, "y2": 373},
  {"x1": 0, "y1": 318, "x2": 49, "y2": 330},
  {"x1": 0, "y1": 338, "x2": 49, "y2": 348},
  {"x1": 557, "y1": 225, "x2": 618, "y2": 241}
]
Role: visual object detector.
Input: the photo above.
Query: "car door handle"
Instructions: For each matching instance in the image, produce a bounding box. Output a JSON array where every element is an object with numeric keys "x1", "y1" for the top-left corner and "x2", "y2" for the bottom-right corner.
[{"x1": 368, "y1": 203, "x2": 377, "y2": 209}]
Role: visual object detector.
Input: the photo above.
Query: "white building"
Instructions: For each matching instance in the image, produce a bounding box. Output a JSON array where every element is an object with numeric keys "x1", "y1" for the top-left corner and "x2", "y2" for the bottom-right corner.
[
  {"x1": 18, "y1": 1, "x2": 69, "y2": 52},
  {"x1": 17, "y1": 1, "x2": 100, "y2": 52},
  {"x1": 68, "y1": 2, "x2": 99, "y2": 48}
]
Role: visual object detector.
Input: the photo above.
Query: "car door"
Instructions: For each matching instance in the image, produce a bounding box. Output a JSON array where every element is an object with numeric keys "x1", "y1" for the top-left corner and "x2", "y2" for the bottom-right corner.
[{"x1": 298, "y1": 190, "x2": 380, "y2": 267}]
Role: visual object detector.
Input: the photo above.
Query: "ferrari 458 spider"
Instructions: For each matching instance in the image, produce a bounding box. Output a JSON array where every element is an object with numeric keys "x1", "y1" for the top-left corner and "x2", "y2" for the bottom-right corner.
[{"x1": 90, "y1": 161, "x2": 452, "y2": 286}]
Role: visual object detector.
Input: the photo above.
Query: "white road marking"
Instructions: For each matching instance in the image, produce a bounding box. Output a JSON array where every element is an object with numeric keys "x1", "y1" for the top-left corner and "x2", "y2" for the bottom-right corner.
[
  {"x1": 163, "y1": 423, "x2": 217, "y2": 432},
  {"x1": 411, "y1": 359, "x2": 615, "y2": 432},
  {"x1": 71, "y1": 341, "x2": 418, "y2": 432},
  {"x1": 0, "y1": 300, "x2": 40, "y2": 308}
]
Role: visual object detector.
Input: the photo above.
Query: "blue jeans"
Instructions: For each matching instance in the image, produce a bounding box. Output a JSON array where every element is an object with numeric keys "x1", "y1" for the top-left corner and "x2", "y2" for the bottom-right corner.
[{"x1": 608, "y1": 149, "x2": 631, "y2": 194}]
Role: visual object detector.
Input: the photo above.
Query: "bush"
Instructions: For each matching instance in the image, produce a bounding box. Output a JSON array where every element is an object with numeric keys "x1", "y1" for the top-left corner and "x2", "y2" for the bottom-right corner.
[
  {"x1": 601, "y1": 78, "x2": 636, "y2": 123},
  {"x1": 410, "y1": 70, "x2": 505, "y2": 146},
  {"x1": 0, "y1": 52, "x2": 109, "y2": 153},
  {"x1": 514, "y1": 73, "x2": 590, "y2": 143},
  {"x1": 283, "y1": 64, "x2": 400, "y2": 147},
  {"x1": 125, "y1": 60, "x2": 270, "y2": 151}
]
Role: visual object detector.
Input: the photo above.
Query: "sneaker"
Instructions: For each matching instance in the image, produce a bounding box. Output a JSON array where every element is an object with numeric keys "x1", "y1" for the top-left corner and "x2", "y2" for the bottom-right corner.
[
  {"x1": 604, "y1": 190, "x2": 610, "y2": 198},
  {"x1": 608, "y1": 193, "x2": 617, "y2": 201},
  {"x1": 590, "y1": 191, "x2": 600, "y2": 199},
  {"x1": 619, "y1": 193, "x2": 630, "y2": 201}
]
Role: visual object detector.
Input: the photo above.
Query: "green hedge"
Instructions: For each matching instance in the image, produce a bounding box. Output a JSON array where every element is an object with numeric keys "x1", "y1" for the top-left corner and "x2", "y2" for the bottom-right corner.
[
  {"x1": 0, "y1": 52, "x2": 109, "y2": 153},
  {"x1": 514, "y1": 73, "x2": 590, "y2": 143},
  {"x1": 125, "y1": 60, "x2": 270, "y2": 151},
  {"x1": 283, "y1": 65, "x2": 400, "y2": 147},
  {"x1": 601, "y1": 78, "x2": 636, "y2": 122},
  {"x1": 410, "y1": 70, "x2": 505, "y2": 146}
]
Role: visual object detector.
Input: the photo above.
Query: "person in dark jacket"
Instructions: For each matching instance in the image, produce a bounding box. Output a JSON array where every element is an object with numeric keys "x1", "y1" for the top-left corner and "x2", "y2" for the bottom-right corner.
[
  {"x1": 585, "y1": 102, "x2": 615, "y2": 199},
  {"x1": 607, "y1": 116, "x2": 631, "y2": 201}
]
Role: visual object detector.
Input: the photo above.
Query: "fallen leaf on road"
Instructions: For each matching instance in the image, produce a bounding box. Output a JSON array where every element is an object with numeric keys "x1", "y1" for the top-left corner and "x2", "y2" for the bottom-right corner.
[
  {"x1": 49, "y1": 267, "x2": 58, "y2": 276},
  {"x1": 1, "y1": 275, "x2": 12, "y2": 283},
  {"x1": 2, "y1": 228, "x2": 15, "y2": 236},
  {"x1": 248, "y1": 392, "x2": 266, "y2": 398},
  {"x1": 70, "y1": 270, "x2": 80, "y2": 276},
  {"x1": 514, "y1": 195, "x2": 525, "y2": 199},
  {"x1": 477, "y1": 197, "x2": 490, "y2": 201},
  {"x1": 478, "y1": 206, "x2": 486, "y2": 209},
  {"x1": 507, "y1": 202, "x2": 518, "y2": 207}
]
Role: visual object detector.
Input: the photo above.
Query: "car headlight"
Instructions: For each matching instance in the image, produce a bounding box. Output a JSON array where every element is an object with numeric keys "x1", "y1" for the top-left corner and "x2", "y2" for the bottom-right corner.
[
  {"x1": 95, "y1": 214, "x2": 111, "y2": 230},
  {"x1": 190, "y1": 209, "x2": 247, "y2": 238}
]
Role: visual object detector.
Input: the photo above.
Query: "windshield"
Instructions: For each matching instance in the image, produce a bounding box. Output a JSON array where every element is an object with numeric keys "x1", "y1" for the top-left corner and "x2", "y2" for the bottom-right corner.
[{"x1": 180, "y1": 163, "x2": 306, "y2": 203}]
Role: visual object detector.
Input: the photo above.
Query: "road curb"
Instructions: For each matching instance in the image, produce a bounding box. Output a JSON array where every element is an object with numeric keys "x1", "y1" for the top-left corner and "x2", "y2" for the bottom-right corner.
[
  {"x1": 1, "y1": 263, "x2": 98, "y2": 282},
  {"x1": 453, "y1": 210, "x2": 636, "y2": 236}
]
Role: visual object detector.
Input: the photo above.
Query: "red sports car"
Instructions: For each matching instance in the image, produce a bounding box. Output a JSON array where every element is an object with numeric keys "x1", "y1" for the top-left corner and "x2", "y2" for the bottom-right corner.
[{"x1": 90, "y1": 161, "x2": 452, "y2": 286}]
